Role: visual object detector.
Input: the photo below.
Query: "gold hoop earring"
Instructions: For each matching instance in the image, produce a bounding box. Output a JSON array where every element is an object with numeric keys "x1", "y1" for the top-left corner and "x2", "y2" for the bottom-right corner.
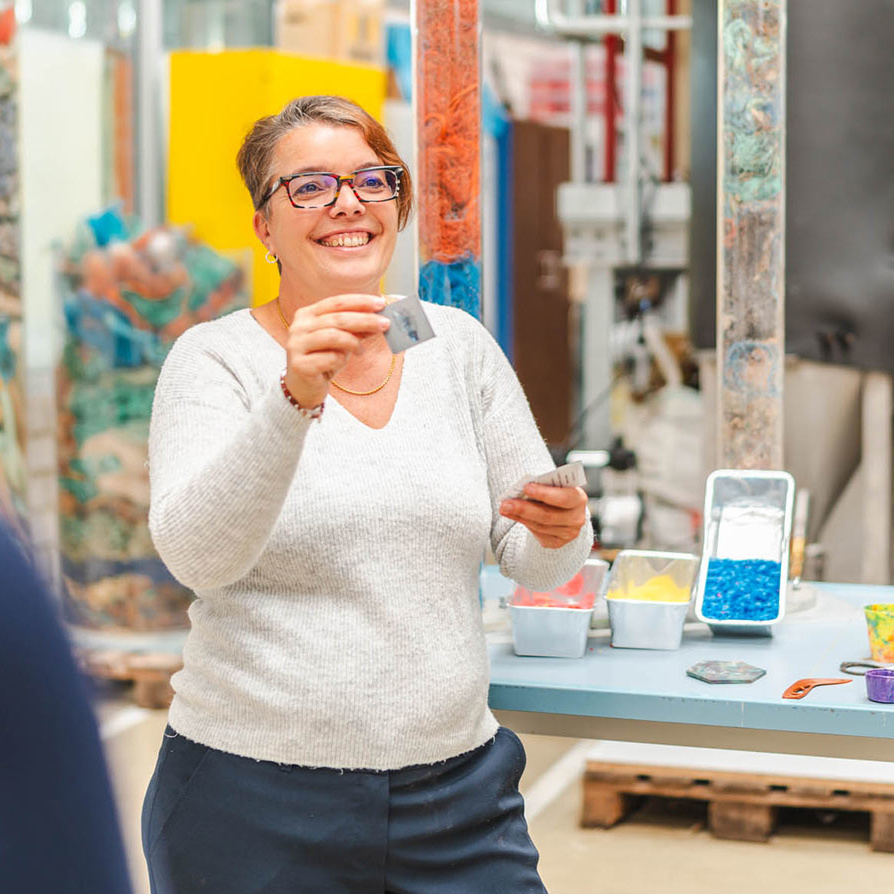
[{"x1": 265, "y1": 250, "x2": 278, "y2": 265}]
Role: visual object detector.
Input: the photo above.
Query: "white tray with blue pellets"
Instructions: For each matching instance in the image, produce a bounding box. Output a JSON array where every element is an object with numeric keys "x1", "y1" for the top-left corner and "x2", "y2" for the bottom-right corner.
[{"x1": 695, "y1": 469, "x2": 795, "y2": 637}]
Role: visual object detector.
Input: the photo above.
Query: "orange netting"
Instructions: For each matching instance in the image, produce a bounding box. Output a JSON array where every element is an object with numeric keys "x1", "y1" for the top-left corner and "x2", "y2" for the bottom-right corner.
[{"x1": 416, "y1": 0, "x2": 481, "y2": 263}]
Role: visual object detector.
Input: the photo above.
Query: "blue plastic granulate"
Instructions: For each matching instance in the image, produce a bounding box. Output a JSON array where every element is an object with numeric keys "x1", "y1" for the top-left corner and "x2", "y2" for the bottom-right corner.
[{"x1": 700, "y1": 558, "x2": 781, "y2": 621}]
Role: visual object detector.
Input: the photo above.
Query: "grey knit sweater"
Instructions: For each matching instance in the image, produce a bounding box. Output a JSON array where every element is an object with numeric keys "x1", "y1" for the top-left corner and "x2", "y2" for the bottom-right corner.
[{"x1": 148, "y1": 302, "x2": 591, "y2": 770}]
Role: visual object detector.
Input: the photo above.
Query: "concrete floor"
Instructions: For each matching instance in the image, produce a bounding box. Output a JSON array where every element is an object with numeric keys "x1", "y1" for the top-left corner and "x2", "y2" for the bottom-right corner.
[{"x1": 99, "y1": 698, "x2": 893, "y2": 894}]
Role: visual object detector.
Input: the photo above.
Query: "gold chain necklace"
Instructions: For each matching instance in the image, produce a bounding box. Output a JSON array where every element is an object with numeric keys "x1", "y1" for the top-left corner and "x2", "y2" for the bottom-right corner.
[{"x1": 276, "y1": 297, "x2": 396, "y2": 396}]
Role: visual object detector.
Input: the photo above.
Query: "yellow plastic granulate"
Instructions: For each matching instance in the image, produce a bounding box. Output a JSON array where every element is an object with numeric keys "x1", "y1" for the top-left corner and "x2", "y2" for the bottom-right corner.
[{"x1": 607, "y1": 574, "x2": 691, "y2": 603}]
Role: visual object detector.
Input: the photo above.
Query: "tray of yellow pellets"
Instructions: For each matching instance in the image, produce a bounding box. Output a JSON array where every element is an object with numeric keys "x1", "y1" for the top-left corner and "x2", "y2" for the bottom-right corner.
[{"x1": 604, "y1": 550, "x2": 700, "y2": 650}]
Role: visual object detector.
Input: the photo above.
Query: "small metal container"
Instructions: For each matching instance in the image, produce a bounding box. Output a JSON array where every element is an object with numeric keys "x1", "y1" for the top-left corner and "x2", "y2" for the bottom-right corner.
[
  {"x1": 509, "y1": 559, "x2": 608, "y2": 658},
  {"x1": 604, "y1": 550, "x2": 699, "y2": 650},
  {"x1": 695, "y1": 470, "x2": 795, "y2": 637},
  {"x1": 509, "y1": 604, "x2": 594, "y2": 658},
  {"x1": 607, "y1": 599, "x2": 691, "y2": 650}
]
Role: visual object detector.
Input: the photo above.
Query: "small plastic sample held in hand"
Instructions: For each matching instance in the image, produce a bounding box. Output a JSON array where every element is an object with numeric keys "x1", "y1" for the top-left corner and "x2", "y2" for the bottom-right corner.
[
  {"x1": 499, "y1": 461, "x2": 587, "y2": 504},
  {"x1": 380, "y1": 294, "x2": 436, "y2": 353}
]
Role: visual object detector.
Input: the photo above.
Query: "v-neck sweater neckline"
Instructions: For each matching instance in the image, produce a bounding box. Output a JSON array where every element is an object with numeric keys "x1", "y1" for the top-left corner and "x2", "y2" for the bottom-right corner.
[{"x1": 246, "y1": 308, "x2": 407, "y2": 432}]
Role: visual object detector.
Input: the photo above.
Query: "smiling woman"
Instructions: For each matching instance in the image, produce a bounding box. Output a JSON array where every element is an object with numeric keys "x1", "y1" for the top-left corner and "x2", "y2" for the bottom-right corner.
[
  {"x1": 238, "y1": 95, "x2": 414, "y2": 227},
  {"x1": 247, "y1": 120, "x2": 403, "y2": 415},
  {"x1": 255, "y1": 126, "x2": 399, "y2": 313},
  {"x1": 141, "y1": 94, "x2": 591, "y2": 894}
]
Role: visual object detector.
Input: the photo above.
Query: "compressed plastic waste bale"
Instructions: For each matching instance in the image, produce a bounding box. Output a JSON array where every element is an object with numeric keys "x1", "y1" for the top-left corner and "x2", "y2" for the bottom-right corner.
[
  {"x1": 57, "y1": 207, "x2": 247, "y2": 630},
  {"x1": 0, "y1": 38, "x2": 27, "y2": 543}
]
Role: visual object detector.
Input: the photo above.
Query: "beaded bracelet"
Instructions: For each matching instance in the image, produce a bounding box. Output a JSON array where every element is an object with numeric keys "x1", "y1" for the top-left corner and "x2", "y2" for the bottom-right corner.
[{"x1": 279, "y1": 371, "x2": 324, "y2": 422}]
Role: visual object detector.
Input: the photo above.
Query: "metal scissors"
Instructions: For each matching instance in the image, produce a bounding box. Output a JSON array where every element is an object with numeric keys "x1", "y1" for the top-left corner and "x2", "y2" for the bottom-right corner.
[{"x1": 839, "y1": 660, "x2": 894, "y2": 676}]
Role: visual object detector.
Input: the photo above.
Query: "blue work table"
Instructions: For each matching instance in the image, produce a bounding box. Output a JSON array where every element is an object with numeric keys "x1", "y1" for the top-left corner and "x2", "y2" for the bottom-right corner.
[{"x1": 486, "y1": 581, "x2": 894, "y2": 761}]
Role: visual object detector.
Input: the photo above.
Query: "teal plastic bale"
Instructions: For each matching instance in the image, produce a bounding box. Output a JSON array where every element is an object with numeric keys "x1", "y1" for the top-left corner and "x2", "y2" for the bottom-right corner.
[
  {"x1": 57, "y1": 219, "x2": 247, "y2": 631},
  {"x1": 0, "y1": 313, "x2": 28, "y2": 542}
]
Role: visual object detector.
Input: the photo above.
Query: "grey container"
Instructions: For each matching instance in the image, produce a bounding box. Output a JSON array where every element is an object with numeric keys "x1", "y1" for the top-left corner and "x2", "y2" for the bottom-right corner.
[
  {"x1": 509, "y1": 604, "x2": 594, "y2": 658},
  {"x1": 607, "y1": 599, "x2": 691, "y2": 650},
  {"x1": 695, "y1": 470, "x2": 795, "y2": 636},
  {"x1": 509, "y1": 559, "x2": 608, "y2": 658},
  {"x1": 604, "y1": 550, "x2": 699, "y2": 650}
]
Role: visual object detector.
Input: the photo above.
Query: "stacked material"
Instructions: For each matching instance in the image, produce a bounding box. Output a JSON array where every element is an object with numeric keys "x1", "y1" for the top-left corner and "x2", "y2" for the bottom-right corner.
[
  {"x1": 0, "y1": 42, "x2": 18, "y2": 305},
  {"x1": 0, "y1": 35, "x2": 27, "y2": 542},
  {"x1": 58, "y1": 210, "x2": 247, "y2": 631},
  {"x1": 277, "y1": 0, "x2": 384, "y2": 65}
]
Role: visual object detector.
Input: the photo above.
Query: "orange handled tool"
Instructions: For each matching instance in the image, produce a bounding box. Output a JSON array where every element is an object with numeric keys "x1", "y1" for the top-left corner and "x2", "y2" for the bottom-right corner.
[{"x1": 782, "y1": 678, "x2": 852, "y2": 699}]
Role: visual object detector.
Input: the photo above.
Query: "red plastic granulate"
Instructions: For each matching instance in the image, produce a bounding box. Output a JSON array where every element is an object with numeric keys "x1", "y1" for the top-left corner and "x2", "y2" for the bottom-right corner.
[
  {"x1": 415, "y1": 0, "x2": 481, "y2": 266},
  {"x1": 512, "y1": 573, "x2": 597, "y2": 610}
]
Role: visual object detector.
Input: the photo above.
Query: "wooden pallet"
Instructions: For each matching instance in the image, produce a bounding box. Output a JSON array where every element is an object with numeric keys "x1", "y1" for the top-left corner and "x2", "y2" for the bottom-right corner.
[
  {"x1": 581, "y1": 760, "x2": 894, "y2": 851},
  {"x1": 77, "y1": 649, "x2": 183, "y2": 709}
]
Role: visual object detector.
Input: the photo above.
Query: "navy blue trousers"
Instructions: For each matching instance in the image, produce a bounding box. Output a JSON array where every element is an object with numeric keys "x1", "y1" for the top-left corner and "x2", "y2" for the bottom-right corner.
[{"x1": 142, "y1": 725, "x2": 547, "y2": 893}]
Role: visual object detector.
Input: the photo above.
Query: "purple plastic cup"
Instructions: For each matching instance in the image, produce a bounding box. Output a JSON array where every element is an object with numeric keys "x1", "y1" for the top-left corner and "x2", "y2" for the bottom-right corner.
[{"x1": 865, "y1": 668, "x2": 894, "y2": 704}]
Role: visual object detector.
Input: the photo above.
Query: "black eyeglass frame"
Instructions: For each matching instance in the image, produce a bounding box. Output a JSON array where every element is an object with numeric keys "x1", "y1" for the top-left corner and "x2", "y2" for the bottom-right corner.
[{"x1": 259, "y1": 165, "x2": 404, "y2": 210}]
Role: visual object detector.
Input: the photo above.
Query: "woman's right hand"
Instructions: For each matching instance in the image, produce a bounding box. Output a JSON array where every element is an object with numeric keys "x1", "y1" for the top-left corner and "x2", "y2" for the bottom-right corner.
[{"x1": 282, "y1": 293, "x2": 391, "y2": 408}]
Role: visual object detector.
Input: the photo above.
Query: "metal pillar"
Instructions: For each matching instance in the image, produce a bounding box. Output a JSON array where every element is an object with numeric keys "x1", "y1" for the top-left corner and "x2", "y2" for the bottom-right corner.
[
  {"x1": 716, "y1": 0, "x2": 787, "y2": 469},
  {"x1": 624, "y1": 0, "x2": 642, "y2": 264},
  {"x1": 580, "y1": 267, "x2": 614, "y2": 449},
  {"x1": 413, "y1": 0, "x2": 482, "y2": 318},
  {"x1": 569, "y1": 0, "x2": 587, "y2": 184},
  {"x1": 136, "y1": 0, "x2": 163, "y2": 228},
  {"x1": 663, "y1": 0, "x2": 676, "y2": 182},
  {"x1": 861, "y1": 372, "x2": 892, "y2": 584}
]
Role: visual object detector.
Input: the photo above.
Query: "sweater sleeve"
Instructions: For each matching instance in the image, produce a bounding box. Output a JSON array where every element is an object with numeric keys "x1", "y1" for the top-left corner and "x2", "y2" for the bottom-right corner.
[
  {"x1": 148, "y1": 327, "x2": 314, "y2": 591},
  {"x1": 469, "y1": 319, "x2": 592, "y2": 591}
]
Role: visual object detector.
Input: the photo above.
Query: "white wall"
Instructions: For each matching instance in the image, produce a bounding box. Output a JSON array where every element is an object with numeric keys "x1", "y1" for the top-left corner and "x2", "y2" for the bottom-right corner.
[
  {"x1": 382, "y1": 98, "x2": 416, "y2": 297},
  {"x1": 20, "y1": 28, "x2": 105, "y2": 371},
  {"x1": 19, "y1": 28, "x2": 106, "y2": 583}
]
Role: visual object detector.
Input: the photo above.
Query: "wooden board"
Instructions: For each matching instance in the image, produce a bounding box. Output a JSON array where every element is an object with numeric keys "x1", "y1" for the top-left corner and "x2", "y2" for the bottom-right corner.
[
  {"x1": 582, "y1": 760, "x2": 894, "y2": 852},
  {"x1": 511, "y1": 119, "x2": 572, "y2": 446},
  {"x1": 585, "y1": 736, "x2": 894, "y2": 784},
  {"x1": 76, "y1": 648, "x2": 182, "y2": 709}
]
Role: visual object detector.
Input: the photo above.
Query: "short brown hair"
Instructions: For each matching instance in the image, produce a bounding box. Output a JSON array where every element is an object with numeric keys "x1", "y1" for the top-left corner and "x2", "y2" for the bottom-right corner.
[{"x1": 237, "y1": 95, "x2": 413, "y2": 230}]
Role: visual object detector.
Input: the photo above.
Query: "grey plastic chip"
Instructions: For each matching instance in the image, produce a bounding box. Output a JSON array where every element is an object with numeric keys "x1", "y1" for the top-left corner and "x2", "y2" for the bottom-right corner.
[{"x1": 687, "y1": 660, "x2": 767, "y2": 684}]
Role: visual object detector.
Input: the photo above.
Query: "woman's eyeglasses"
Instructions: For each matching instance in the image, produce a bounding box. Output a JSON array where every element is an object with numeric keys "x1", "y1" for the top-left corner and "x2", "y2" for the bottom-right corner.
[{"x1": 261, "y1": 166, "x2": 402, "y2": 210}]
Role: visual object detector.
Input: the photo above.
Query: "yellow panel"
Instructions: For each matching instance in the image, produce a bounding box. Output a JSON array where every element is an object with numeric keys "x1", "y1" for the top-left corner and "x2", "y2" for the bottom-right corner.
[
  {"x1": 168, "y1": 50, "x2": 385, "y2": 306},
  {"x1": 269, "y1": 52, "x2": 385, "y2": 123}
]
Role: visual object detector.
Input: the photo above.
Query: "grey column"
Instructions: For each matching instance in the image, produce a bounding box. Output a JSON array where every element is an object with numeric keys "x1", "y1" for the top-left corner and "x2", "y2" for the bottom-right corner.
[
  {"x1": 716, "y1": 0, "x2": 786, "y2": 469},
  {"x1": 136, "y1": 0, "x2": 164, "y2": 228}
]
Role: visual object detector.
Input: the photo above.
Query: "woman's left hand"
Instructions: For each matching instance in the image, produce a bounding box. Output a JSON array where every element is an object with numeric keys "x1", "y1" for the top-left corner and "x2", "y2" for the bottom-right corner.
[{"x1": 499, "y1": 484, "x2": 589, "y2": 549}]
